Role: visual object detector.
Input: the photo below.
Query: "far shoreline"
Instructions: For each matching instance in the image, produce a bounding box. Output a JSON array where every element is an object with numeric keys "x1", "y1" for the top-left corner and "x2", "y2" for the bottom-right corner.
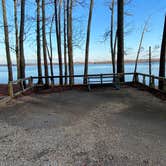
[{"x1": 0, "y1": 58, "x2": 160, "y2": 66}]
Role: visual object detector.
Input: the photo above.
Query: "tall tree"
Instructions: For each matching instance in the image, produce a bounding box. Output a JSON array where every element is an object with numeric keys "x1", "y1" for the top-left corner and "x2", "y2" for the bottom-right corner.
[
  {"x1": 19, "y1": 0, "x2": 26, "y2": 80},
  {"x1": 117, "y1": 0, "x2": 124, "y2": 82},
  {"x1": 133, "y1": 18, "x2": 149, "y2": 76},
  {"x1": 110, "y1": 0, "x2": 117, "y2": 81},
  {"x1": 54, "y1": 0, "x2": 63, "y2": 85},
  {"x1": 67, "y1": 0, "x2": 74, "y2": 85},
  {"x1": 149, "y1": 46, "x2": 152, "y2": 86},
  {"x1": 83, "y1": 0, "x2": 94, "y2": 84},
  {"x1": 36, "y1": 0, "x2": 43, "y2": 84},
  {"x1": 42, "y1": 0, "x2": 49, "y2": 86},
  {"x1": 1, "y1": 0, "x2": 13, "y2": 82},
  {"x1": 159, "y1": 15, "x2": 166, "y2": 90},
  {"x1": 14, "y1": 0, "x2": 20, "y2": 79},
  {"x1": 63, "y1": 0, "x2": 68, "y2": 85},
  {"x1": 47, "y1": 14, "x2": 54, "y2": 85}
]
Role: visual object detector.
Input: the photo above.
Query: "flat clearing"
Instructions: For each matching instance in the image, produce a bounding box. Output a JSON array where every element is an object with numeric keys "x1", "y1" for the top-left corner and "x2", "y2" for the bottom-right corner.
[{"x1": 0, "y1": 88, "x2": 165, "y2": 165}]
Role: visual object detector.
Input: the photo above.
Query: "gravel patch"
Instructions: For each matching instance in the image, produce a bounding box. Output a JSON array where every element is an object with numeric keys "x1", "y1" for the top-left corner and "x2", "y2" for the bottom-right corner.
[{"x1": 0, "y1": 88, "x2": 165, "y2": 165}]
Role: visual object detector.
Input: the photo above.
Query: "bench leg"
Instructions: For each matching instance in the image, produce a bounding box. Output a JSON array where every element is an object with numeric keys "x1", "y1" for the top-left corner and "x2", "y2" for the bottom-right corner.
[
  {"x1": 114, "y1": 77, "x2": 121, "y2": 90},
  {"x1": 88, "y1": 84, "x2": 91, "y2": 91}
]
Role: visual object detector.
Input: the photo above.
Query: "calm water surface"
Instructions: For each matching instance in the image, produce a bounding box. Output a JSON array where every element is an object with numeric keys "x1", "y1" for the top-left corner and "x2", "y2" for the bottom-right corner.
[{"x1": 0, "y1": 62, "x2": 161, "y2": 84}]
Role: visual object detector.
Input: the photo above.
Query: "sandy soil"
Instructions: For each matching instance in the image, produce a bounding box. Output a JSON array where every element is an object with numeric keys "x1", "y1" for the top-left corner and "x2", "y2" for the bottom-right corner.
[{"x1": 0, "y1": 87, "x2": 165, "y2": 166}]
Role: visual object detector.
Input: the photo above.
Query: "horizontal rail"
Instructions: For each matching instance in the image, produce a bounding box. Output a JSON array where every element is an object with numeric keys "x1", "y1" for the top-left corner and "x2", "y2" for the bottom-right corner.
[
  {"x1": 32, "y1": 73, "x2": 134, "y2": 79},
  {"x1": 133, "y1": 73, "x2": 166, "y2": 92},
  {"x1": 10, "y1": 77, "x2": 32, "y2": 84},
  {"x1": 6, "y1": 72, "x2": 166, "y2": 98},
  {"x1": 136, "y1": 73, "x2": 166, "y2": 81},
  {"x1": 8, "y1": 77, "x2": 33, "y2": 97}
]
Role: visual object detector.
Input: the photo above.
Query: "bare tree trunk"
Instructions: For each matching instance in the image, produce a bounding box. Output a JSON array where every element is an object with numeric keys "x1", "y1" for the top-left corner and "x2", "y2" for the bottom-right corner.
[
  {"x1": 117, "y1": 0, "x2": 124, "y2": 82},
  {"x1": 14, "y1": 0, "x2": 20, "y2": 79},
  {"x1": 67, "y1": 0, "x2": 74, "y2": 85},
  {"x1": 19, "y1": 0, "x2": 26, "y2": 81},
  {"x1": 83, "y1": 0, "x2": 94, "y2": 84},
  {"x1": 36, "y1": 0, "x2": 43, "y2": 84},
  {"x1": 48, "y1": 15, "x2": 54, "y2": 84},
  {"x1": 2, "y1": 0, "x2": 13, "y2": 82},
  {"x1": 58, "y1": 1, "x2": 63, "y2": 84},
  {"x1": 149, "y1": 46, "x2": 152, "y2": 76},
  {"x1": 54, "y1": 0, "x2": 63, "y2": 85},
  {"x1": 42, "y1": 0, "x2": 49, "y2": 86},
  {"x1": 63, "y1": 0, "x2": 68, "y2": 85},
  {"x1": 149, "y1": 46, "x2": 152, "y2": 86},
  {"x1": 110, "y1": 0, "x2": 116, "y2": 81},
  {"x1": 133, "y1": 19, "x2": 149, "y2": 76},
  {"x1": 46, "y1": 44, "x2": 54, "y2": 84},
  {"x1": 159, "y1": 15, "x2": 166, "y2": 90}
]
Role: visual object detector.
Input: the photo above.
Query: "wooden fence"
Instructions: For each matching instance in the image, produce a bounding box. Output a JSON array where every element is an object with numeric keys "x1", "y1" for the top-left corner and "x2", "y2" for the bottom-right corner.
[
  {"x1": 7, "y1": 72, "x2": 166, "y2": 97},
  {"x1": 8, "y1": 77, "x2": 33, "y2": 97},
  {"x1": 134, "y1": 73, "x2": 166, "y2": 91}
]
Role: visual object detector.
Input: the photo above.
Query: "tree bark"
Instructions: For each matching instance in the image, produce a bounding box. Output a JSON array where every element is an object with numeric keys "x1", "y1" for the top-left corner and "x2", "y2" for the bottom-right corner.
[
  {"x1": 2, "y1": 0, "x2": 13, "y2": 82},
  {"x1": 46, "y1": 43, "x2": 54, "y2": 84},
  {"x1": 19, "y1": 0, "x2": 26, "y2": 81},
  {"x1": 83, "y1": 0, "x2": 94, "y2": 84},
  {"x1": 67, "y1": 0, "x2": 74, "y2": 85},
  {"x1": 110, "y1": 0, "x2": 116, "y2": 81},
  {"x1": 36, "y1": 0, "x2": 43, "y2": 84},
  {"x1": 159, "y1": 15, "x2": 166, "y2": 90},
  {"x1": 149, "y1": 46, "x2": 152, "y2": 76},
  {"x1": 54, "y1": 0, "x2": 63, "y2": 85},
  {"x1": 49, "y1": 15, "x2": 54, "y2": 84},
  {"x1": 149, "y1": 46, "x2": 152, "y2": 86},
  {"x1": 14, "y1": 0, "x2": 20, "y2": 79},
  {"x1": 42, "y1": 0, "x2": 49, "y2": 86},
  {"x1": 117, "y1": 0, "x2": 125, "y2": 82},
  {"x1": 64, "y1": 0, "x2": 68, "y2": 85},
  {"x1": 133, "y1": 19, "x2": 149, "y2": 76}
]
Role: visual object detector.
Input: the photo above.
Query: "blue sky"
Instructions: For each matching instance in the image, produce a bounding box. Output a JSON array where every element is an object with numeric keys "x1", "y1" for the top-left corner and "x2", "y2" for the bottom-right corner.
[
  {"x1": 87, "y1": 0, "x2": 166, "y2": 61},
  {"x1": 0, "y1": 0, "x2": 166, "y2": 64}
]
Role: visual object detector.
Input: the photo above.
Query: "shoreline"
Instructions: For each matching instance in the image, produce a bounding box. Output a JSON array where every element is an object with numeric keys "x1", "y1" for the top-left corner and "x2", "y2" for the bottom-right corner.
[{"x1": 0, "y1": 58, "x2": 159, "y2": 66}]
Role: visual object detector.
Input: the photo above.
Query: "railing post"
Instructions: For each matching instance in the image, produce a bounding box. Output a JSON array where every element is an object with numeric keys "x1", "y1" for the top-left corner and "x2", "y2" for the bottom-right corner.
[
  {"x1": 83, "y1": 75, "x2": 88, "y2": 85},
  {"x1": 87, "y1": 77, "x2": 91, "y2": 91},
  {"x1": 150, "y1": 75, "x2": 155, "y2": 88},
  {"x1": 149, "y1": 75, "x2": 152, "y2": 87},
  {"x1": 51, "y1": 81, "x2": 54, "y2": 88},
  {"x1": 21, "y1": 80, "x2": 25, "y2": 92},
  {"x1": 115, "y1": 74, "x2": 120, "y2": 90},
  {"x1": 162, "y1": 79, "x2": 166, "y2": 92},
  {"x1": 29, "y1": 77, "x2": 33, "y2": 88},
  {"x1": 133, "y1": 73, "x2": 139, "y2": 83},
  {"x1": 8, "y1": 82, "x2": 14, "y2": 98},
  {"x1": 143, "y1": 75, "x2": 146, "y2": 85},
  {"x1": 100, "y1": 74, "x2": 103, "y2": 85},
  {"x1": 50, "y1": 77, "x2": 54, "y2": 88}
]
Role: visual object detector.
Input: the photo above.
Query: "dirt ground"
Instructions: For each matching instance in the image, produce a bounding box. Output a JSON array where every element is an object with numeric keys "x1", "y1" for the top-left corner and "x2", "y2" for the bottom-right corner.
[{"x1": 0, "y1": 87, "x2": 165, "y2": 166}]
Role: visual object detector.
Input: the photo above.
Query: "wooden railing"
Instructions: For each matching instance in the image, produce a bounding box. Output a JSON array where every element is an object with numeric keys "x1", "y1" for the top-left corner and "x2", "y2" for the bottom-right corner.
[
  {"x1": 8, "y1": 77, "x2": 33, "y2": 97},
  {"x1": 133, "y1": 73, "x2": 166, "y2": 92},
  {"x1": 7, "y1": 72, "x2": 166, "y2": 97},
  {"x1": 32, "y1": 73, "x2": 134, "y2": 86}
]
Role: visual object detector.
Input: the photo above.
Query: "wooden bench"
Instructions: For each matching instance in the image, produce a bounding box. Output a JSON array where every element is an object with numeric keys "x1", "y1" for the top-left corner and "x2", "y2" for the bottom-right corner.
[{"x1": 87, "y1": 74, "x2": 120, "y2": 91}]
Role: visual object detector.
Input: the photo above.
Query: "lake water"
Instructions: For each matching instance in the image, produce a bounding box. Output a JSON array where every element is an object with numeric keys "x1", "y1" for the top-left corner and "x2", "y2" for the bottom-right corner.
[{"x1": 0, "y1": 62, "x2": 161, "y2": 84}]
